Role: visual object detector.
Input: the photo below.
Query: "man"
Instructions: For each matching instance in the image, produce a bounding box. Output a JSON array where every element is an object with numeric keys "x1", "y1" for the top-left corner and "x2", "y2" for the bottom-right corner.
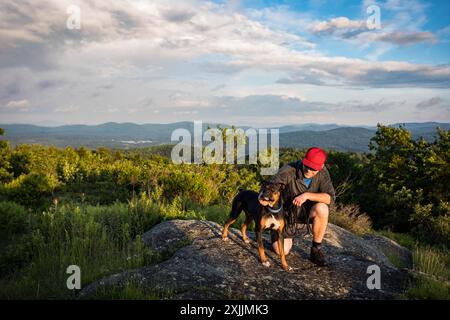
[{"x1": 269, "y1": 147, "x2": 335, "y2": 266}]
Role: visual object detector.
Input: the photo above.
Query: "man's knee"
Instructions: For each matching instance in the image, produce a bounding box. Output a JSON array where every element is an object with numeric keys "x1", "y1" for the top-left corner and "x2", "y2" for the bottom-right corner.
[
  {"x1": 272, "y1": 238, "x2": 293, "y2": 255},
  {"x1": 311, "y1": 203, "x2": 329, "y2": 219}
]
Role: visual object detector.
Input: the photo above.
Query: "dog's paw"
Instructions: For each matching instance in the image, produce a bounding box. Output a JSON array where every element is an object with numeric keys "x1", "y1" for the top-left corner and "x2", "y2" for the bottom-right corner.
[
  {"x1": 283, "y1": 265, "x2": 293, "y2": 272},
  {"x1": 262, "y1": 261, "x2": 271, "y2": 268},
  {"x1": 222, "y1": 237, "x2": 229, "y2": 242},
  {"x1": 244, "y1": 239, "x2": 250, "y2": 244}
]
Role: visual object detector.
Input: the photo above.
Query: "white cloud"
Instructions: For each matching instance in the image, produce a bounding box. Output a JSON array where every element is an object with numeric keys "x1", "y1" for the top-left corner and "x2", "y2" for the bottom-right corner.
[
  {"x1": 311, "y1": 17, "x2": 366, "y2": 33},
  {"x1": 54, "y1": 105, "x2": 80, "y2": 112},
  {"x1": 5, "y1": 99, "x2": 29, "y2": 109},
  {"x1": 310, "y1": 16, "x2": 437, "y2": 45},
  {"x1": 0, "y1": 0, "x2": 448, "y2": 126}
]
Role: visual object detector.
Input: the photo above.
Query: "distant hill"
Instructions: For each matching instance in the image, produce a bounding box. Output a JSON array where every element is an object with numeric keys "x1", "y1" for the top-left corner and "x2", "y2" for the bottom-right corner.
[
  {"x1": 274, "y1": 123, "x2": 376, "y2": 133},
  {"x1": 279, "y1": 127, "x2": 376, "y2": 152},
  {"x1": 390, "y1": 122, "x2": 450, "y2": 130},
  {"x1": 391, "y1": 122, "x2": 450, "y2": 141},
  {"x1": 0, "y1": 121, "x2": 447, "y2": 152},
  {"x1": 0, "y1": 122, "x2": 242, "y2": 149}
]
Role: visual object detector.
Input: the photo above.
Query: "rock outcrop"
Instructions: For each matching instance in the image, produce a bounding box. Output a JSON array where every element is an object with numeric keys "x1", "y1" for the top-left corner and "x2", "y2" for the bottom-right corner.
[{"x1": 80, "y1": 219, "x2": 412, "y2": 299}]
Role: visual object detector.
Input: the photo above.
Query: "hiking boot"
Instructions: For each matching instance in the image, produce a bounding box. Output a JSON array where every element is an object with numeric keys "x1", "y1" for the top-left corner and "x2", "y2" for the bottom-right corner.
[{"x1": 310, "y1": 246, "x2": 327, "y2": 266}]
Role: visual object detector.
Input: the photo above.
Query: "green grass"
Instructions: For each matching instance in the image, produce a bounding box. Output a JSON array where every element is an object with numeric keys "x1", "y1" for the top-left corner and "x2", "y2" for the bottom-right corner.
[
  {"x1": 412, "y1": 245, "x2": 450, "y2": 280},
  {"x1": 375, "y1": 230, "x2": 417, "y2": 249},
  {"x1": 403, "y1": 276, "x2": 450, "y2": 300},
  {"x1": 383, "y1": 250, "x2": 408, "y2": 269},
  {"x1": 0, "y1": 195, "x2": 206, "y2": 300},
  {"x1": 379, "y1": 230, "x2": 450, "y2": 300}
]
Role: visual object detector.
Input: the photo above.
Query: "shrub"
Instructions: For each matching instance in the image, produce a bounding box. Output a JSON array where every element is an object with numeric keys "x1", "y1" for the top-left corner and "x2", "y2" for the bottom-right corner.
[
  {"x1": 329, "y1": 203, "x2": 372, "y2": 236},
  {"x1": 0, "y1": 201, "x2": 29, "y2": 239},
  {"x1": 3, "y1": 173, "x2": 58, "y2": 209}
]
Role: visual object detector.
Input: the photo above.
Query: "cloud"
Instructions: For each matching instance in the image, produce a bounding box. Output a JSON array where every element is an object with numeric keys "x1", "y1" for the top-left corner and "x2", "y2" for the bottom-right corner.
[
  {"x1": 155, "y1": 95, "x2": 415, "y2": 124},
  {"x1": 54, "y1": 105, "x2": 80, "y2": 112},
  {"x1": 367, "y1": 31, "x2": 437, "y2": 45},
  {"x1": 107, "y1": 107, "x2": 119, "y2": 113},
  {"x1": 161, "y1": 7, "x2": 197, "y2": 23},
  {"x1": 211, "y1": 84, "x2": 226, "y2": 91},
  {"x1": 200, "y1": 61, "x2": 248, "y2": 74},
  {"x1": 274, "y1": 58, "x2": 450, "y2": 88},
  {"x1": 311, "y1": 17, "x2": 367, "y2": 34},
  {"x1": 335, "y1": 99, "x2": 405, "y2": 112},
  {"x1": 0, "y1": 0, "x2": 449, "y2": 126},
  {"x1": 5, "y1": 99, "x2": 30, "y2": 111},
  {"x1": 37, "y1": 79, "x2": 67, "y2": 90},
  {"x1": 311, "y1": 16, "x2": 437, "y2": 45},
  {"x1": 5, "y1": 99, "x2": 29, "y2": 109},
  {"x1": 172, "y1": 110, "x2": 199, "y2": 115},
  {"x1": 415, "y1": 97, "x2": 442, "y2": 109},
  {"x1": 0, "y1": 0, "x2": 313, "y2": 71},
  {"x1": 1, "y1": 0, "x2": 448, "y2": 90}
]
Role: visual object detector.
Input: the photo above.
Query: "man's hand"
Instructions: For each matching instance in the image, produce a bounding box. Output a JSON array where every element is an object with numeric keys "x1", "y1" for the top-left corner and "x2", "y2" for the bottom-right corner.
[{"x1": 293, "y1": 193, "x2": 310, "y2": 207}]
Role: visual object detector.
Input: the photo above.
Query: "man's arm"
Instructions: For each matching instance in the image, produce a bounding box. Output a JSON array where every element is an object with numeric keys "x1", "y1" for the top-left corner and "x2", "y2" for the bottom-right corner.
[
  {"x1": 293, "y1": 167, "x2": 335, "y2": 207},
  {"x1": 292, "y1": 192, "x2": 331, "y2": 206},
  {"x1": 304, "y1": 192, "x2": 331, "y2": 205}
]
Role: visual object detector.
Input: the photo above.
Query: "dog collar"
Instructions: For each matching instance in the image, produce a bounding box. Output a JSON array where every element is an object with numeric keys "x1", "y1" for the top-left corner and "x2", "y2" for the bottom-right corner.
[
  {"x1": 267, "y1": 200, "x2": 283, "y2": 214},
  {"x1": 258, "y1": 192, "x2": 283, "y2": 213}
]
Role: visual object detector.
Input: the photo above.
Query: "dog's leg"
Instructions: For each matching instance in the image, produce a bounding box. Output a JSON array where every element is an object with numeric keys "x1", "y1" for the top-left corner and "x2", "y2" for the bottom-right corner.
[
  {"x1": 277, "y1": 224, "x2": 291, "y2": 271},
  {"x1": 222, "y1": 217, "x2": 237, "y2": 241},
  {"x1": 256, "y1": 223, "x2": 270, "y2": 267},
  {"x1": 241, "y1": 214, "x2": 253, "y2": 244},
  {"x1": 222, "y1": 198, "x2": 243, "y2": 241}
]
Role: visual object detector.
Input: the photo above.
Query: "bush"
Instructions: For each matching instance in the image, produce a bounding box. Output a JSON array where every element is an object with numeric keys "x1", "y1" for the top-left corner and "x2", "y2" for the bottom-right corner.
[
  {"x1": 410, "y1": 202, "x2": 450, "y2": 247},
  {"x1": 0, "y1": 201, "x2": 29, "y2": 239},
  {"x1": 3, "y1": 173, "x2": 58, "y2": 209},
  {"x1": 329, "y1": 203, "x2": 372, "y2": 236},
  {"x1": 0, "y1": 201, "x2": 33, "y2": 276}
]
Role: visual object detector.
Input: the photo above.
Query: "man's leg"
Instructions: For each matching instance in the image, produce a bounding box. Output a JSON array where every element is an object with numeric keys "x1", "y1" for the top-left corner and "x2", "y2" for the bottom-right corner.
[
  {"x1": 272, "y1": 237, "x2": 293, "y2": 256},
  {"x1": 309, "y1": 202, "x2": 329, "y2": 243},
  {"x1": 309, "y1": 202, "x2": 329, "y2": 266}
]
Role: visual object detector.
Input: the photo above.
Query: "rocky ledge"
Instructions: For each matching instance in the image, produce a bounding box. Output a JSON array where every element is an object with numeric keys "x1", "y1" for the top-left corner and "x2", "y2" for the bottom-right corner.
[{"x1": 80, "y1": 219, "x2": 412, "y2": 299}]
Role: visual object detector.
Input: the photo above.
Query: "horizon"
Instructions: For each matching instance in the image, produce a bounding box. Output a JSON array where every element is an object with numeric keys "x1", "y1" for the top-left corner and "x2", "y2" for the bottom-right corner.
[
  {"x1": 1, "y1": 0, "x2": 449, "y2": 125},
  {"x1": 1, "y1": 120, "x2": 449, "y2": 129}
]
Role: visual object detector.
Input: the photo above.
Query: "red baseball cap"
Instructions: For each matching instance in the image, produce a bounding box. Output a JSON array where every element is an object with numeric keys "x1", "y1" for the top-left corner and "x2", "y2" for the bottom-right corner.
[{"x1": 303, "y1": 147, "x2": 327, "y2": 171}]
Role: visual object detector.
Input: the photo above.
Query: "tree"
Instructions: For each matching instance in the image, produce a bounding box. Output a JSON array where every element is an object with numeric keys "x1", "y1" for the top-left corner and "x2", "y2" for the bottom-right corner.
[
  {"x1": 360, "y1": 124, "x2": 449, "y2": 237},
  {"x1": 0, "y1": 128, "x2": 13, "y2": 183}
]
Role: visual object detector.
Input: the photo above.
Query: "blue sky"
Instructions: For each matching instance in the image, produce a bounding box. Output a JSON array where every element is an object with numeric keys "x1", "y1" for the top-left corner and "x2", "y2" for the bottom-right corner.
[{"x1": 0, "y1": 0, "x2": 449, "y2": 126}]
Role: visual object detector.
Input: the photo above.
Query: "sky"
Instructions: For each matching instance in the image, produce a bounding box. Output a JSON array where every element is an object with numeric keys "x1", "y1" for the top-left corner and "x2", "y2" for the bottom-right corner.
[{"x1": 0, "y1": 0, "x2": 449, "y2": 127}]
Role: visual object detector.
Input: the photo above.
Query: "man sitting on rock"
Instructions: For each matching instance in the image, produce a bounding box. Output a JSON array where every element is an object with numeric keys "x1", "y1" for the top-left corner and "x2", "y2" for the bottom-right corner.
[{"x1": 269, "y1": 147, "x2": 335, "y2": 266}]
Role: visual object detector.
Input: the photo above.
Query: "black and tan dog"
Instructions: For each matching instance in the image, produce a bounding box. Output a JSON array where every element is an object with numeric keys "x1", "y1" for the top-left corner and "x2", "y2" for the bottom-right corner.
[{"x1": 222, "y1": 182, "x2": 291, "y2": 271}]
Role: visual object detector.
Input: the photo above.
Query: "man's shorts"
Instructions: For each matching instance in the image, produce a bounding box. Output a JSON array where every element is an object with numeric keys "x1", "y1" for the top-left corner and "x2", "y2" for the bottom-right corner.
[{"x1": 271, "y1": 200, "x2": 317, "y2": 243}]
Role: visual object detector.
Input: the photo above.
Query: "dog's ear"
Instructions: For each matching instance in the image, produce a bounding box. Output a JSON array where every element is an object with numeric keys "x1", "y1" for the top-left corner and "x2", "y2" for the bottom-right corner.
[{"x1": 261, "y1": 180, "x2": 269, "y2": 188}]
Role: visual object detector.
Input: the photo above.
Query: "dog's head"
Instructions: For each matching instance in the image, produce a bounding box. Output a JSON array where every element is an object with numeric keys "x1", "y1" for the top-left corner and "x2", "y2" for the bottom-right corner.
[{"x1": 258, "y1": 181, "x2": 285, "y2": 208}]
